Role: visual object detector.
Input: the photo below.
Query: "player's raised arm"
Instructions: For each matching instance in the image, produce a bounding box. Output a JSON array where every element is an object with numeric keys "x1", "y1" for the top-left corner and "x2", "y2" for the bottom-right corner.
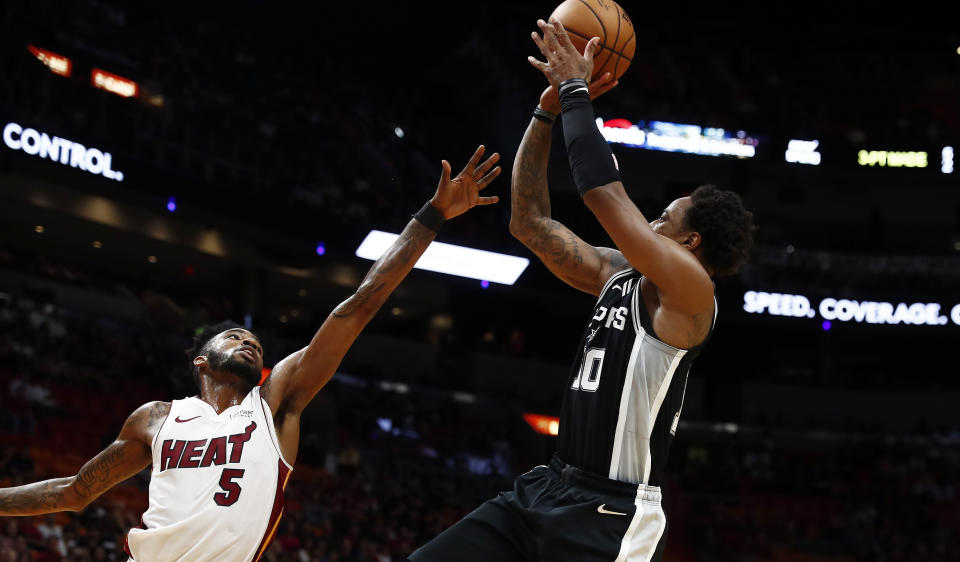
[
  {"x1": 528, "y1": 20, "x2": 714, "y2": 312},
  {"x1": 509, "y1": 76, "x2": 626, "y2": 297},
  {"x1": 0, "y1": 401, "x2": 168, "y2": 516},
  {"x1": 262, "y1": 146, "x2": 500, "y2": 423}
]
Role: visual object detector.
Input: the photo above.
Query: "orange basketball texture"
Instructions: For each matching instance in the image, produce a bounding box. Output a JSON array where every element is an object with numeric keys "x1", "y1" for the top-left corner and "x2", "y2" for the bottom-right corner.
[{"x1": 549, "y1": 0, "x2": 635, "y2": 80}]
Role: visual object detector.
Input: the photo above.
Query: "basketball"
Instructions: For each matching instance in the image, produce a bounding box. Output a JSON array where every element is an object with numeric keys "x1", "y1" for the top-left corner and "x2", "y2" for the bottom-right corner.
[{"x1": 549, "y1": 0, "x2": 635, "y2": 80}]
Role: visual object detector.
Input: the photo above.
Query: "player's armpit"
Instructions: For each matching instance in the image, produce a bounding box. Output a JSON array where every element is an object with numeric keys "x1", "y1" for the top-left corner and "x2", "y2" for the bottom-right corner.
[
  {"x1": 0, "y1": 402, "x2": 162, "y2": 516},
  {"x1": 514, "y1": 216, "x2": 629, "y2": 296},
  {"x1": 583, "y1": 183, "x2": 714, "y2": 313}
]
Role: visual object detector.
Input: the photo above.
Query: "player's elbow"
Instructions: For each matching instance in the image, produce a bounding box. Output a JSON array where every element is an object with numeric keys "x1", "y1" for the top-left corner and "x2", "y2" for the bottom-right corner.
[
  {"x1": 63, "y1": 478, "x2": 93, "y2": 512},
  {"x1": 508, "y1": 215, "x2": 540, "y2": 243},
  {"x1": 508, "y1": 218, "x2": 529, "y2": 241}
]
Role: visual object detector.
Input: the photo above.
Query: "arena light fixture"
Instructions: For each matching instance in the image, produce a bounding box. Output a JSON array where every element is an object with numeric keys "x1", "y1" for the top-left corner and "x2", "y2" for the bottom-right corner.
[
  {"x1": 942, "y1": 146, "x2": 954, "y2": 174},
  {"x1": 91, "y1": 68, "x2": 139, "y2": 98},
  {"x1": 523, "y1": 413, "x2": 560, "y2": 436},
  {"x1": 28, "y1": 45, "x2": 71, "y2": 77},
  {"x1": 785, "y1": 139, "x2": 821, "y2": 165},
  {"x1": 597, "y1": 117, "x2": 758, "y2": 158},
  {"x1": 355, "y1": 230, "x2": 530, "y2": 285}
]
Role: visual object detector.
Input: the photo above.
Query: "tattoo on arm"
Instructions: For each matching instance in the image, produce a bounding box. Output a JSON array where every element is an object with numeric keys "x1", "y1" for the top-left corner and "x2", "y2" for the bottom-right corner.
[
  {"x1": 333, "y1": 220, "x2": 434, "y2": 318},
  {"x1": 0, "y1": 478, "x2": 70, "y2": 514},
  {"x1": 511, "y1": 118, "x2": 553, "y2": 231},
  {"x1": 511, "y1": 119, "x2": 630, "y2": 295},
  {"x1": 0, "y1": 402, "x2": 162, "y2": 516},
  {"x1": 604, "y1": 250, "x2": 630, "y2": 275},
  {"x1": 74, "y1": 444, "x2": 127, "y2": 498}
]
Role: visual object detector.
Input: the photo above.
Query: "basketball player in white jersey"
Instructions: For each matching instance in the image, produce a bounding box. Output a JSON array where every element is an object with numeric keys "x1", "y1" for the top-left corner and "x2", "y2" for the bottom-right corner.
[
  {"x1": 0, "y1": 146, "x2": 502, "y2": 561},
  {"x1": 409, "y1": 21, "x2": 754, "y2": 562}
]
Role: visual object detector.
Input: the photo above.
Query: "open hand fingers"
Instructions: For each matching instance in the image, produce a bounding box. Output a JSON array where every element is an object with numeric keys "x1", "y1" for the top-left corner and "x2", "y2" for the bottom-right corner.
[
  {"x1": 476, "y1": 166, "x2": 502, "y2": 190},
  {"x1": 592, "y1": 71, "x2": 614, "y2": 88},
  {"x1": 553, "y1": 20, "x2": 580, "y2": 56},
  {"x1": 461, "y1": 145, "x2": 486, "y2": 176},
  {"x1": 589, "y1": 72, "x2": 618, "y2": 99},
  {"x1": 530, "y1": 29, "x2": 551, "y2": 59},
  {"x1": 537, "y1": 19, "x2": 562, "y2": 53},
  {"x1": 528, "y1": 55, "x2": 549, "y2": 73},
  {"x1": 473, "y1": 152, "x2": 500, "y2": 180},
  {"x1": 439, "y1": 159, "x2": 452, "y2": 185},
  {"x1": 591, "y1": 79, "x2": 619, "y2": 99},
  {"x1": 476, "y1": 195, "x2": 499, "y2": 206},
  {"x1": 583, "y1": 36, "x2": 601, "y2": 64}
]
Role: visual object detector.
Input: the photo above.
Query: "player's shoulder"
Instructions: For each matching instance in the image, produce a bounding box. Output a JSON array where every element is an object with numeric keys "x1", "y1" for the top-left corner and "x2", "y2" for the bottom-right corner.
[
  {"x1": 126, "y1": 401, "x2": 172, "y2": 428},
  {"x1": 117, "y1": 401, "x2": 171, "y2": 444}
]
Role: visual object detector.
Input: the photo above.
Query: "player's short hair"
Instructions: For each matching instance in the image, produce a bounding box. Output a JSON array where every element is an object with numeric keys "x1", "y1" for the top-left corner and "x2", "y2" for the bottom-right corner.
[
  {"x1": 683, "y1": 185, "x2": 755, "y2": 277},
  {"x1": 185, "y1": 321, "x2": 257, "y2": 389}
]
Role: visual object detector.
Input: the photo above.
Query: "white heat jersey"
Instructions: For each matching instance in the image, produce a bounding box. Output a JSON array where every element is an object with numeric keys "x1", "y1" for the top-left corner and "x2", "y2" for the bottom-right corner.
[{"x1": 125, "y1": 387, "x2": 292, "y2": 562}]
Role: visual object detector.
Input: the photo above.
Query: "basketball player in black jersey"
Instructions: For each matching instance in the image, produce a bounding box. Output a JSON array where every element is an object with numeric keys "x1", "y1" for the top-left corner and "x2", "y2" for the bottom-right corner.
[{"x1": 409, "y1": 21, "x2": 754, "y2": 562}]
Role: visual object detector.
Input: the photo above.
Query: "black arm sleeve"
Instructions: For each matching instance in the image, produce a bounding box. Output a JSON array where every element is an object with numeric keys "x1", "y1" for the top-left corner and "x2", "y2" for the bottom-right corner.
[{"x1": 559, "y1": 78, "x2": 621, "y2": 197}]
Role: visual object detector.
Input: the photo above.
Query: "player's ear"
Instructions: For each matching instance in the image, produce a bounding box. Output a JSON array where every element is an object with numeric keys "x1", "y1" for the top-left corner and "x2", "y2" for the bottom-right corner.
[
  {"x1": 194, "y1": 356, "x2": 208, "y2": 369},
  {"x1": 681, "y1": 231, "x2": 702, "y2": 251}
]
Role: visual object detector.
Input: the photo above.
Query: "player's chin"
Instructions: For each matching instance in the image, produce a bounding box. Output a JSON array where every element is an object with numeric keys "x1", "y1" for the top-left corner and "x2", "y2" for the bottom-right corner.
[{"x1": 225, "y1": 358, "x2": 261, "y2": 385}]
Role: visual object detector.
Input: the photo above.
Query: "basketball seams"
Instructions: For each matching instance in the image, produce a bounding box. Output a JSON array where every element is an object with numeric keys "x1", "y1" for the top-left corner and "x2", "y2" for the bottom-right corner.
[
  {"x1": 575, "y1": 0, "x2": 607, "y2": 44},
  {"x1": 557, "y1": 0, "x2": 634, "y2": 80},
  {"x1": 601, "y1": 2, "x2": 622, "y2": 79},
  {"x1": 567, "y1": 28, "x2": 633, "y2": 62}
]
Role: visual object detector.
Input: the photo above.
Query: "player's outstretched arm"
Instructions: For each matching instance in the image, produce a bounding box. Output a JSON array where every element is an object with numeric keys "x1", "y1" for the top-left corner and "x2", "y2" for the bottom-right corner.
[
  {"x1": 528, "y1": 20, "x2": 713, "y2": 310},
  {"x1": 509, "y1": 77, "x2": 626, "y2": 297},
  {"x1": 0, "y1": 401, "x2": 167, "y2": 516},
  {"x1": 262, "y1": 147, "x2": 500, "y2": 442}
]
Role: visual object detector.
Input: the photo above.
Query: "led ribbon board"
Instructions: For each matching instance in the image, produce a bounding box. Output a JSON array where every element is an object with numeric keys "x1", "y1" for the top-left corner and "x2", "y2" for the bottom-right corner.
[
  {"x1": 91, "y1": 68, "x2": 138, "y2": 98},
  {"x1": 356, "y1": 230, "x2": 530, "y2": 285},
  {"x1": 785, "y1": 139, "x2": 821, "y2": 165},
  {"x1": 28, "y1": 45, "x2": 71, "y2": 77},
  {"x1": 597, "y1": 118, "x2": 758, "y2": 158},
  {"x1": 857, "y1": 150, "x2": 928, "y2": 168},
  {"x1": 2, "y1": 122, "x2": 124, "y2": 181},
  {"x1": 743, "y1": 291, "x2": 960, "y2": 327}
]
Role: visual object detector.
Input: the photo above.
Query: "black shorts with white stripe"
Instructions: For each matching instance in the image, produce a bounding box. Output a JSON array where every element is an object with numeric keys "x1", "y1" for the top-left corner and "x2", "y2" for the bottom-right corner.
[{"x1": 408, "y1": 455, "x2": 667, "y2": 562}]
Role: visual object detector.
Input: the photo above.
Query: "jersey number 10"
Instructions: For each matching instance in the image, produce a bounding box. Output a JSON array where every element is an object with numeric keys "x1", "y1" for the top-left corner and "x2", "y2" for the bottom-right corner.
[{"x1": 571, "y1": 348, "x2": 605, "y2": 392}]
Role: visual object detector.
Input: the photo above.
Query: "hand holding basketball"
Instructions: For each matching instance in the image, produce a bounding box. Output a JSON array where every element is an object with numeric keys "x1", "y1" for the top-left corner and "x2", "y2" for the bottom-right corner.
[
  {"x1": 528, "y1": 19, "x2": 599, "y2": 88},
  {"x1": 537, "y1": 71, "x2": 619, "y2": 115}
]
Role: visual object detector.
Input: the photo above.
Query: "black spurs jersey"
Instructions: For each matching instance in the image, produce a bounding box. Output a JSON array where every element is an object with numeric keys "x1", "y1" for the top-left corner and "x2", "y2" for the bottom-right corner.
[{"x1": 557, "y1": 268, "x2": 716, "y2": 486}]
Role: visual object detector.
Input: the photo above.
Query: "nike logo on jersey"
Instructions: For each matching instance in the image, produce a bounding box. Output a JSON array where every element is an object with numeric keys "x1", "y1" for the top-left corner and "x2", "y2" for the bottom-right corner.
[
  {"x1": 174, "y1": 415, "x2": 201, "y2": 423},
  {"x1": 597, "y1": 504, "x2": 628, "y2": 516}
]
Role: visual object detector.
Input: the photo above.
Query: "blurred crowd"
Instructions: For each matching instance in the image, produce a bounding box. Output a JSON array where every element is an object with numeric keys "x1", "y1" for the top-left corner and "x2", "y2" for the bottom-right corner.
[{"x1": 2, "y1": 247, "x2": 960, "y2": 561}]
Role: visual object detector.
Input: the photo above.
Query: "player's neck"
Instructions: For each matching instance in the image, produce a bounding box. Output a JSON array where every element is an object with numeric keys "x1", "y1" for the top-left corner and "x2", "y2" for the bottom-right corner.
[{"x1": 197, "y1": 373, "x2": 254, "y2": 414}]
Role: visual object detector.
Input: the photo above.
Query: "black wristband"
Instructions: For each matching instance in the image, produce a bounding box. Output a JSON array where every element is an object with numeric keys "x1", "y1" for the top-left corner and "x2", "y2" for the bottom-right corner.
[
  {"x1": 413, "y1": 201, "x2": 446, "y2": 232},
  {"x1": 533, "y1": 106, "x2": 556, "y2": 124},
  {"x1": 558, "y1": 78, "x2": 589, "y2": 110},
  {"x1": 558, "y1": 79, "x2": 621, "y2": 197}
]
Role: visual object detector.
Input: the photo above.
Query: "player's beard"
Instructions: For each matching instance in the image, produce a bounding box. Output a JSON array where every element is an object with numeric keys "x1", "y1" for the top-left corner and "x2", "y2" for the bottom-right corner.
[{"x1": 208, "y1": 349, "x2": 260, "y2": 386}]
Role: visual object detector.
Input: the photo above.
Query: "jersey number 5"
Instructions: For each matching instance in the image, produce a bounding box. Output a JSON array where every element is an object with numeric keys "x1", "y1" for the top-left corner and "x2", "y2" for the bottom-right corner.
[
  {"x1": 214, "y1": 468, "x2": 245, "y2": 506},
  {"x1": 571, "y1": 348, "x2": 605, "y2": 392}
]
